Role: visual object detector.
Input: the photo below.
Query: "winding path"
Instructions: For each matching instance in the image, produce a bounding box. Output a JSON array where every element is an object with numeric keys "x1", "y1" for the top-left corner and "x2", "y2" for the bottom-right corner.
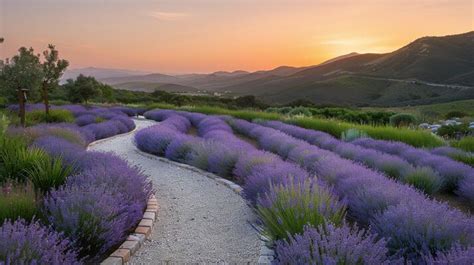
[{"x1": 89, "y1": 119, "x2": 261, "y2": 264}]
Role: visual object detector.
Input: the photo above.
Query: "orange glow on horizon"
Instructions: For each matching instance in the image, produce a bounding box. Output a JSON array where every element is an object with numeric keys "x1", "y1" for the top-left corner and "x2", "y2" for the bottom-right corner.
[{"x1": 1, "y1": 0, "x2": 473, "y2": 73}]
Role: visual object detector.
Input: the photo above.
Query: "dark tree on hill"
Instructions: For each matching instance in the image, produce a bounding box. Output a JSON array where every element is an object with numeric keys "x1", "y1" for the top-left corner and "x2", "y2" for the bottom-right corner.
[
  {"x1": 65, "y1": 74, "x2": 102, "y2": 104},
  {"x1": 41, "y1": 44, "x2": 69, "y2": 114},
  {"x1": 0, "y1": 47, "x2": 43, "y2": 125}
]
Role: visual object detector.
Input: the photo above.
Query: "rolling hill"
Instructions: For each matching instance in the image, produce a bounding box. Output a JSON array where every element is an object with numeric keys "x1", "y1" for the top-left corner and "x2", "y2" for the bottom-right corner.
[{"x1": 67, "y1": 31, "x2": 474, "y2": 106}]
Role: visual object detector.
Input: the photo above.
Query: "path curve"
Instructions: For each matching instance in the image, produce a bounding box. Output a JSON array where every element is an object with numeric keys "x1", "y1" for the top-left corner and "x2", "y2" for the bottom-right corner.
[{"x1": 89, "y1": 119, "x2": 261, "y2": 264}]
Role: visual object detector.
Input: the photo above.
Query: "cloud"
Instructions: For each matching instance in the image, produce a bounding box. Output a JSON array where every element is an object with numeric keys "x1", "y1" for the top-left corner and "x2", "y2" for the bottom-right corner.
[{"x1": 149, "y1": 11, "x2": 189, "y2": 21}]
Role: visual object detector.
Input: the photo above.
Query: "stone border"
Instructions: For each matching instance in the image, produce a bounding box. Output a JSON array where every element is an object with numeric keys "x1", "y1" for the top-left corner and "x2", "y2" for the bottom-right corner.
[
  {"x1": 100, "y1": 195, "x2": 159, "y2": 265},
  {"x1": 135, "y1": 149, "x2": 275, "y2": 264}
]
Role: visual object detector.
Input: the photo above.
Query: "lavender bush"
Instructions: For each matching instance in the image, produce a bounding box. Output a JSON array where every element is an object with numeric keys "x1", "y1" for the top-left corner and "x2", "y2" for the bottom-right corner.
[
  {"x1": 274, "y1": 224, "x2": 392, "y2": 265},
  {"x1": 258, "y1": 120, "x2": 444, "y2": 194},
  {"x1": 43, "y1": 184, "x2": 129, "y2": 262},
  {"x1": 371, "y1": 199, "x2": 474, "y2": 261},
  {"x1": 227, "y1": 117, "x2": 473, "y2": 261},
  {"x1": 75, "y1": 114, "x2": 97, "y2": 126},
  {"x1": 32, "y1": 136, "x2": 86, "y2": 167},
  {"x1": 424, "y1": 245, "x2": 474, "y2": 265},
  {"x1": 164, "y1": 135, "x2": 200, "y2": 163},
  {"x1": 257, "y1": 179, "x2": 346, "y2": 241},
  {"x1": 353, "y1": 137, "x2": 474, "y2": 202},
  {"x1": 0, "y1": 219, "x2": 80, "y2": 264},
  {"x1": 243, "y1": 162, "x2": 309, "y2": 204},
  {"x1": 135, "y1": 125, "x2": 178, "y2": 155}
]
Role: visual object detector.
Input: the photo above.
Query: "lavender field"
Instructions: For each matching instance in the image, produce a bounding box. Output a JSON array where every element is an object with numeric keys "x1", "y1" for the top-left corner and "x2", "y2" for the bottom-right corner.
[
  {"x1": 134, "y1": 108, "x2": 474, "y2": 264},
  {"x1": 0, "y1": 104, "x2": 473, "y2": 264}
]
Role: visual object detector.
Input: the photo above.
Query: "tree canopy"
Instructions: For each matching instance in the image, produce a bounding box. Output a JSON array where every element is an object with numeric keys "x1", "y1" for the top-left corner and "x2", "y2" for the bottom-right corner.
[
  {"x1": 0, "y1": 47, "x2": 44, "y2": 102},
  {"x1": 64, "y1": 74, "x2": 102, "y2": 104}
]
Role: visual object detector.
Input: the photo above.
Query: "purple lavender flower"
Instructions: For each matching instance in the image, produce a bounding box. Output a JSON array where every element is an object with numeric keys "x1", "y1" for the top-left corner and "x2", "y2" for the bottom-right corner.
[
  {"x1": 371, "y1": 199, "x2": 474, "y2": 261},
  {"x1": 353, "y1": 137, "x2": 474, "y2": 199},
  {"x1": 274, "y1": 224, "x2": 392, "y2": 265},
  {"x1": 243, "y1": 162, "x2": 309, "y2": 204},
  {"x1": 423, "y1": 245, "x2": 474, "y2": 265},
  {"x1": 43, "y1": 184, "x2": 129, "y2": 262},
  {"x1": 0, "y1": 219, "x2": 81, "y2": 264},
  {"x1": 134, "y1": 124, "x2": 178, "y2": 155},
  {"x1": 165, "y1": 135, "x2": 200, "y2": 163},
  {"x1": 75, "y1": 114, "x2": 98, "y2": 126},
  {"x1": 32, "y1": 135, "x2": 86, "y2": 167}
]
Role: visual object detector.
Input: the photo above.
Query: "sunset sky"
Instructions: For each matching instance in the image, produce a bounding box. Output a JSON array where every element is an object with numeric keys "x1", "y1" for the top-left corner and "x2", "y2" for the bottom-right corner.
[{"x1": 1, "y1": 0, "x2": 473, "y2": 73}]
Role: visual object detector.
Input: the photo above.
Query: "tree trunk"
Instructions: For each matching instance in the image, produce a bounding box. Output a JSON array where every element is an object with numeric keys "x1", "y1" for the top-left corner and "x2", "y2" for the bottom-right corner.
[
  {"x1": 18, "y1": 89, "x2": 26, "y2": 127},
  {"x1": 42, "y1": 83, "x2": 50, "y2": 115}
]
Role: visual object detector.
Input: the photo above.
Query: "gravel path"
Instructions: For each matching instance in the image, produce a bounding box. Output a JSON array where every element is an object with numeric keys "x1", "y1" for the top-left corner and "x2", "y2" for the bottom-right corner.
[{"x1": 89, "y1": 119, "x2": 261, "y2": 264}]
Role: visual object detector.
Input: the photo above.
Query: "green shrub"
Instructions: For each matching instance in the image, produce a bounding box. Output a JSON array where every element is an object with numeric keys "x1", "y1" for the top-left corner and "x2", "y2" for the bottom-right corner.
[
  {"x1": 25, "y1": 109, "x2": 74, "y2": 126},
  {"x1": 0, "y1": 183, "x2": 37, "y2": 222},
  {"x1": 437, "y1": 124, "x2": 471, "y2": 138},
  {"x1": 26, "y1": 156, "x2": 73, "y2": 194},
  {"x1": 389, "y1": 113, "x2": 416, "y2": 127},
  {"x1": 287, "y1": 107, "x2": 312, "y2": 117},
  {"x1": 341, "y1": 128, "x2": 368, "y2": 142},
  {"x1": 452, "y1": 136, "x2": 474, "y2": 152},
  {"x1": 257, "y1": 180, "x2": 346, "y2": 241},
  {"x1": 445, "y1": 111, "x2": 467, "y2": 119}
]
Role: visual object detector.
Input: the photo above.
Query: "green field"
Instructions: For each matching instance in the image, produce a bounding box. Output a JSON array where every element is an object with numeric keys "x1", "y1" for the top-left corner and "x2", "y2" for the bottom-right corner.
[{"x1": 364, "y1": 99, "x2": 474, "y2": 122}]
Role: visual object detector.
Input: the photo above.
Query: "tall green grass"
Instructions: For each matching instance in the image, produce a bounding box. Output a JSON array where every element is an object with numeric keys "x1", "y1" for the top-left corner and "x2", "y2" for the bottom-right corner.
[
  {"x1": 161, "y1": 105, "x2": 445, "y2": 148},
  {"x1": 293, "y1": 117, "x2": 445, "y2": 148},
  {"x1": 0, "y1": 134, "x2": 71, "y2": 192},
  {"x1": 26, "y1": 156, "x2": 73, "y2": 194},
  {"x1": 0, "y1": 136, "x2": 48, "y2": 183},
  {"x1": 452, "y1": 136, "x2": 474, "y2": 152},
  {"x1": 0, "y1": 183, "x2": 38, "y2": 222}
]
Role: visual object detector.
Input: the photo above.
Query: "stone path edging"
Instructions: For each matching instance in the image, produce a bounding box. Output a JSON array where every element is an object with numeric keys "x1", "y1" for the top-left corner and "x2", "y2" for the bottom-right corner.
[
  {"x1": 134, "y1": 149, "x2": 275, "y2": 264},
  {"x1": 100, "y1": 195, "x2": 159, "y2": 265}
]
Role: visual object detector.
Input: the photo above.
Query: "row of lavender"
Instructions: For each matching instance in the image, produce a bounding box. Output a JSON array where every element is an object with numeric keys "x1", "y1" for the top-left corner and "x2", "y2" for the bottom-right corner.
[
  {"x1": 1, "y1": 105, "x2": 152, "y2": 264},
  {"x1": 227, "y1": 117, "x2": 473, "y2": 262},
  {"x1": 135, "y1": 109, "x2": 473, "y2": 264},
  {"x1": 259, "y1": 120, "x2": 474, "y2": 204},
  {"x1": 135, "y1": 110, "x2": 391, "y2": 264},
  {"x1": 351, "y1": 137, "x2": 474, "y2": 205}
]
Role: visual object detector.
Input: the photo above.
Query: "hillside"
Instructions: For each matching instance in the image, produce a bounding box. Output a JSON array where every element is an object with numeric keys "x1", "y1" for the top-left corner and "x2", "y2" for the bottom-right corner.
[
  {"x1": 67, "y1": 31, "x2": 474, "y2": 106},
  {"x1": 112, "y1": 82, "x2": 197, "y2": 93}
]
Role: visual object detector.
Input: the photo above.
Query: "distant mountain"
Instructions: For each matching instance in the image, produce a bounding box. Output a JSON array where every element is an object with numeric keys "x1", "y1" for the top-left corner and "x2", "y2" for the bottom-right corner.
[
  {"x1": 215, "y1": 31, "x2": 474, "y2": 106},
  {"x1": 74, "y1": 31, "x2": 474, "y2": 106},
  {"x1": 62, "y1": 67, "x2": 150, "y2": 82}
]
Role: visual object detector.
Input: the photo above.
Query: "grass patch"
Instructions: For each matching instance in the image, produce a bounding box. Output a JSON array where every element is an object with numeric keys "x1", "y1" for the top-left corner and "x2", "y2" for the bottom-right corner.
[
  {"x1": 0, "y1": 183, "x2": 38, "y2": 222},
  {"x1": 291, "y1": 117, "x2": 444, "y2": 148},
  {"x1": 24, "y1": 109, "x2": 74, "y2": 126}
]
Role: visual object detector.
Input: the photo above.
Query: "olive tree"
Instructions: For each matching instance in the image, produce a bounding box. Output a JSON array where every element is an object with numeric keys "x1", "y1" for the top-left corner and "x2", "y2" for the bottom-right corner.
[
  {"x1": 0, "y1": 47, "x2": 43, "y2": 126},
  {"x1": 40, "y1": 44, "x2": 69, "y2": 114},
  {"x1": 65, "y1": 74, "x2": 102, "y2": 104}
]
